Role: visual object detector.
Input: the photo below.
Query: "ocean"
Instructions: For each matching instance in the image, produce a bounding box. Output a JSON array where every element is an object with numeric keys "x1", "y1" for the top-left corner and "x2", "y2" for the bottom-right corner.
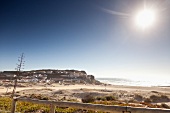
[{"x1": 96, "y1": 78, "x2": 170, "y2": 87}]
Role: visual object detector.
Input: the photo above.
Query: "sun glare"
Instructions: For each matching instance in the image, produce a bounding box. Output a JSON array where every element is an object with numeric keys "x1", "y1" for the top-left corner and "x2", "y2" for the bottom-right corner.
[{"x1": 135, "y1": 9, "x2": 155, "y2": 29}]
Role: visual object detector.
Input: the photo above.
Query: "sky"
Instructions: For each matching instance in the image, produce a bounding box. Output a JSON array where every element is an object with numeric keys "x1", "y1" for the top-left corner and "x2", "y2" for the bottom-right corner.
[{"x1": 0, "y1": 0, "x2": 170, "y2": 81}]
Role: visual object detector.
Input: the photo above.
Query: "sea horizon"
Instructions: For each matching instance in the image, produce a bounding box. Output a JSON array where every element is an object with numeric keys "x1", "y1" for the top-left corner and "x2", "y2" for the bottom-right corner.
[{"x1": 96, "y1": 77, "x2": 170, "y2": 87}]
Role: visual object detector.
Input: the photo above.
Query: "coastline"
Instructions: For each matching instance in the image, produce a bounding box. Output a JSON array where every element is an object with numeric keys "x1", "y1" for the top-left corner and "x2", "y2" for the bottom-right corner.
[
  {"x1": 96, "y1": 78, "x2": 170, "y2": 87},
  {"x1": 1, "y1": 83, "x2": 170, "y2": 93}
]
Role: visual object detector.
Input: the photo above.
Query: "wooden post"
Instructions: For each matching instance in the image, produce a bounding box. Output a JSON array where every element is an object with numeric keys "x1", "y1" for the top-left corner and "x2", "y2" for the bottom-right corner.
[
  {"x1": 49, "y1": 104, "x2": 55, "y2": 113},
  {"x1": 11, "y1": 98, "x2": 17, "y2": 113},
  {"x1": 6, "y1": 86, "x2": 9, "y2": 94}
]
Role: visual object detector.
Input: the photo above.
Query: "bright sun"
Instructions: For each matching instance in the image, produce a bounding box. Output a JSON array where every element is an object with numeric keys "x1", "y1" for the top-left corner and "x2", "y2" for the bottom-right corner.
[{"x1": 135, "y1": 9, "x2": 156, "y2": 29}]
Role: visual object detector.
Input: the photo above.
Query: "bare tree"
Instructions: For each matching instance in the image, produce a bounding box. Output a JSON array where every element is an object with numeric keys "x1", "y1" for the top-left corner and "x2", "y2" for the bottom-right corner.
[{"x1": 11, "y1": 53, "x2": 25, "y2": 98}]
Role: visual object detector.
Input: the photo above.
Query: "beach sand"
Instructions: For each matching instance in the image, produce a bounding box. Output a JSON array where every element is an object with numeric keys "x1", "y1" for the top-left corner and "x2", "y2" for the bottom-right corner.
[{"x1": 1, "y1": 83, "x2": 170, "y2": 108}]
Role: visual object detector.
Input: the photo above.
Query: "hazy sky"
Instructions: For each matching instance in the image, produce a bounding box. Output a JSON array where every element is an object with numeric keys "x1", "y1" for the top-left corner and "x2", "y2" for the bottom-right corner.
[{"x1": 1, "y1": 0, "x2": 170, "y2": 80}]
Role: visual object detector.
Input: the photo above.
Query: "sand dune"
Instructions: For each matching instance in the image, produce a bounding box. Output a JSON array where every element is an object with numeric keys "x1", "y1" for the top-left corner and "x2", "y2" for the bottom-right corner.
[{"x1": 1, "y1": 83, "x2": 170, "y2": 108}]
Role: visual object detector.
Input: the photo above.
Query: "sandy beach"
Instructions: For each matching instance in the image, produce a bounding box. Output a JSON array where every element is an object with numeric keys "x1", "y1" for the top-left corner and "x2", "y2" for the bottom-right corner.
[
  {"x1": 1, "y1": 84, "x2": 170, "y2": 93},
  {"x1": 1, "y1": 83, "x2": 170, "y2": 109}
]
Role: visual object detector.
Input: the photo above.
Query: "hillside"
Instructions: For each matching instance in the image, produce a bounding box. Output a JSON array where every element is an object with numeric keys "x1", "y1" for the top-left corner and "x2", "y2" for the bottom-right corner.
[{"x1": 0, "y1": 69, "x2": 101, "y2": 85}]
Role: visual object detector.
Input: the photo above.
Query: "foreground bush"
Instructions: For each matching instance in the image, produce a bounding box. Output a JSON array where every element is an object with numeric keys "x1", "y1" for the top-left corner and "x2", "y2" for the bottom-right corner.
[
  {"x1": 82, "y1": 95, "x2": 95, "y2": 103},
  {"x1": 0, "y1": 97, "x2": 12, "y2": 111},
  {"x1": 0, "y1": 97, "x2": 103, "y2": 113},
  {"x1": 96, "y1": 95, "x2": 116, "y2": 101}
]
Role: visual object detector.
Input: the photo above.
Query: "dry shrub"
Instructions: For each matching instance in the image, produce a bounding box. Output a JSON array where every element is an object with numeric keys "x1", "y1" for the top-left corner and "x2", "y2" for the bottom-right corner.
[
  {"x1": 150, "y1": 95, "x2": 159, "y2": 102},
  {"x1": 134, "y1": 94, "x2": 143, "y2": 101},
  {"x1": 41, "y1": 88, "x2": 53, "y2": 91},
  {"x1": 128, "y1": 98, "x2": 137, "y2": 103},
  {"x1": 96, "y1": 95, "x2": 116, "y2": 101},
  {"x1": 144, "y1": 98, "x2": 152, "y2": 103},
  {"x1": 105, "y1": 95, "x2": 116, "y2": 101},
  {"x1": 150, "y1": 95, "x2": 170, "y2": 103},
  {"x1": 160, "y1": 95, "x2": 170, "y2": 102},
  {"x1": 82, "y1": 95, "x2": 95, "y2": 103},
  {"x1": 140, "y1": 102, "x2": 162, "y2": 108},
  {"x1": 161, "y1": 103, "x2": 170, "y2": 109},
  {"x1": 151, "y1": 91, "x2": 159, "y2": 93},
  {"x1": 29, "y1": 94, "x2": 49, "y2": 100}
]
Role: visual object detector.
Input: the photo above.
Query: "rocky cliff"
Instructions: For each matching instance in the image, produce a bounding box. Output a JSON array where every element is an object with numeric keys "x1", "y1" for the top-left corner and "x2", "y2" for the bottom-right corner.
[{"x1": 0, "y1": 69, "x2": 101, "y2": 85}]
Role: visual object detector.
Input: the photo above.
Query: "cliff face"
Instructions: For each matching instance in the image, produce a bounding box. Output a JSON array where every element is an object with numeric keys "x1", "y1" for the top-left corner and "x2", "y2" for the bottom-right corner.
[{"x1": 0, "y1": 69, "x2": 101, "y2": 85}]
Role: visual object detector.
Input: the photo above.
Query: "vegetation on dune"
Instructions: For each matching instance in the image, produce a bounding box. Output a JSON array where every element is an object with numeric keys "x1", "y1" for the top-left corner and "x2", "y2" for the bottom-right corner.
[
  {"x1": 0, "y1": 97, "x2": 11, "y2": 111},
  {"x1": 29, "y1": 94, "x2": 50, "y2": 100},
  {"x1": 0, "y1": 93, "x2": 170, "y2": 113},
  {"x1": 0, "y1": 97, "x2": 104, "y2": 113},
  {"x1": 82, "y1": 94, "x2": 170, "y2": 109}
]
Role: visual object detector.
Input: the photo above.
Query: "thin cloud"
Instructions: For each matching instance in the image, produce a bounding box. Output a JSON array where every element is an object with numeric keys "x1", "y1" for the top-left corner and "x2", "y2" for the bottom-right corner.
[{"x1": 102, "y1": 8, "x2": 130, "y2": 17}]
